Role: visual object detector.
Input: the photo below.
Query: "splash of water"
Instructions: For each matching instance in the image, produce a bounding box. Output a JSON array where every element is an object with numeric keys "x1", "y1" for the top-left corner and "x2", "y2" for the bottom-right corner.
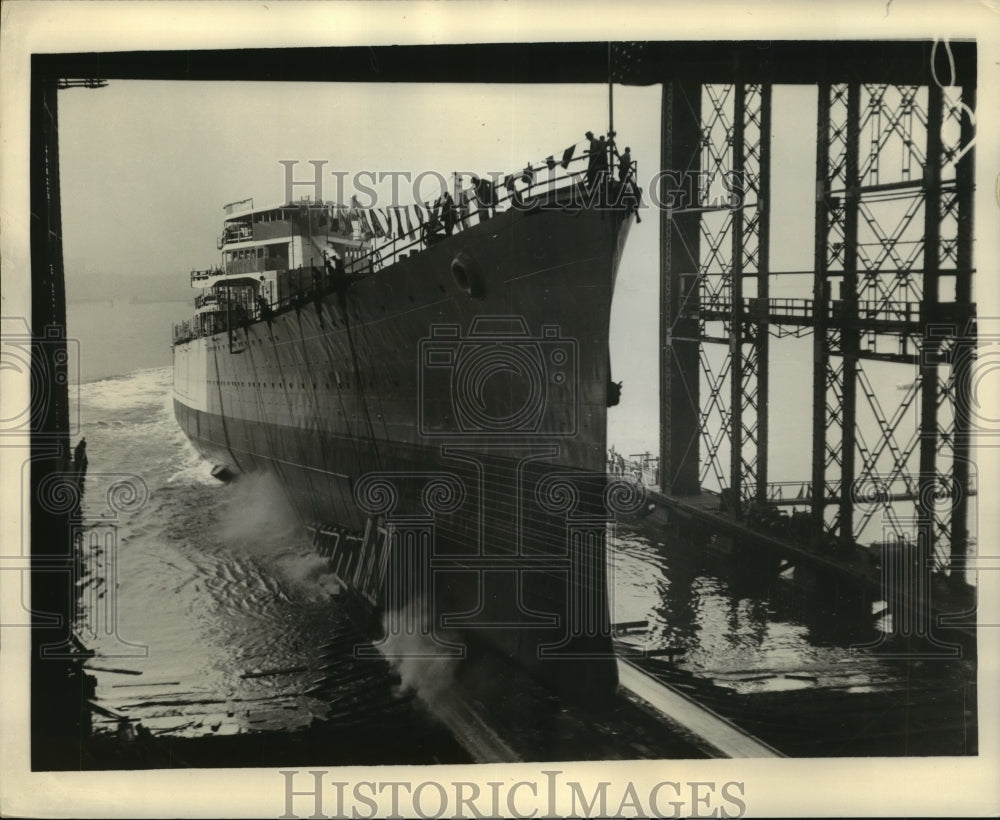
[
  {"x1": 213, "y1": 471, "x2": 303, "y2": 555},
  {"x1": 377, "y1": 597, "x2": 461, "y2": 709}
]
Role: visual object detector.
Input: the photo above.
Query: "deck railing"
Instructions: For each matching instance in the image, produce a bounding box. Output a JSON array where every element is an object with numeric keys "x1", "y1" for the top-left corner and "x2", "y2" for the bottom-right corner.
[
  {"x1": 176, "y1": 136, "x2": 635, "y2": 343},
  {"x1": 696, "y1": 296, "x2": 922, "y2": 327},
  {"x1": 190, "y1": 267, "x2": 224, "y2": 286},
  {"x1": 344, "y1": 142, "x2": 636, "y2": 277}
]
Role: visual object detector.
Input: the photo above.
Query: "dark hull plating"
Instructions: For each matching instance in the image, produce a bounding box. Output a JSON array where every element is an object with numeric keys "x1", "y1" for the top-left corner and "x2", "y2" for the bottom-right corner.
[{"x1": 173, "y1": 199, "x2": 633, "y2": 700}]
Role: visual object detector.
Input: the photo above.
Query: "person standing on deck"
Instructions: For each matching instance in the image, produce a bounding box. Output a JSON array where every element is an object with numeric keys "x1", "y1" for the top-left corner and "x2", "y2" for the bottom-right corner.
[
  {"x1": 585, "y1": 130, "x2": 601, "y2": 186},
  {"x1": 619, "y1": 146, "x2": 632, "y2": 183},
  {"x1": 596, "y1": 136, "x2": 609, "y2": 180},
  {"x1": 441, "y1": 190, "x2": 456, "y2": 236}
]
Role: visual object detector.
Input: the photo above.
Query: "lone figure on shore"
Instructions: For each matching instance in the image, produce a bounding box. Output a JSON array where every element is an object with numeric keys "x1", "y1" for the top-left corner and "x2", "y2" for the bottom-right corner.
[{"x1": 73, "y1": 437, "x2": 88, "y2": 472}]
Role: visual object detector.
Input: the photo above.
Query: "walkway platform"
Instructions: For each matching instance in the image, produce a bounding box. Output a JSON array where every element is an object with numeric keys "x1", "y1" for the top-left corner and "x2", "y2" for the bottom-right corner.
[{"x1": 618, "y1": 659, "x2": 783, "y2": 758}]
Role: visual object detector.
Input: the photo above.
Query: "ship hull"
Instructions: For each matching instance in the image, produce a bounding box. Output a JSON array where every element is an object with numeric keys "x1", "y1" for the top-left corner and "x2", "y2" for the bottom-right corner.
[{"x1": 174, "y1": 197, "x2": 633, "y2": 700}]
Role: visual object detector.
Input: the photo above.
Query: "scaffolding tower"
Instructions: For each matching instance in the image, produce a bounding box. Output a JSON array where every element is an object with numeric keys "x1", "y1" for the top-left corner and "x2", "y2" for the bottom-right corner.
[{"x1": 658, "y1": 46, "x2": 976, "y2": 580}]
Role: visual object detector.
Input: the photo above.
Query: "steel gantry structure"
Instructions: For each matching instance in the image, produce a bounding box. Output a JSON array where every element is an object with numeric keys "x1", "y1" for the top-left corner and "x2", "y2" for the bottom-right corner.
[{"x1": 657, "y1": 43, "x2": 977, "y2": 578}]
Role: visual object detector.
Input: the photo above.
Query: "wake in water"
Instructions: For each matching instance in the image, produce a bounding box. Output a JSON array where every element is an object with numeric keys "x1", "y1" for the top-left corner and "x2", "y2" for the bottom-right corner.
[{"x1": 74, "y1": 367, "x2": 370, "y2": 737}]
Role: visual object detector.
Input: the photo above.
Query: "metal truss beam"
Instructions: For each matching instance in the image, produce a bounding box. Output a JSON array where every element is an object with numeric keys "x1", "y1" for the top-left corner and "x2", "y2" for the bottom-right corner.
[
  {"x1": 659, "y1": 80, "x2": 702, "y2": 497},
  {"x1": 686, "y1": 78, "x2": 772, "y2": 514},
  {"x1": 31, "y1": 41, "x2": 976, "y2": 88},
  {"x1": 917, "y1": 82, "x2": 944, "y2": 568},
  {"x1": 812, "y1": 80, "x2": 833, "y2": 542},
  {"x1": 950, "y1": 83, "x2": 976, "y2": 579}
]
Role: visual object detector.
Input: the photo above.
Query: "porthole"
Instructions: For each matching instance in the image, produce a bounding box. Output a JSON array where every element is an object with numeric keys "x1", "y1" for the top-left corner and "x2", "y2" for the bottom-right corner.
[{"x1": 451, "y1": 251, "x2": 486, "y2": 298}]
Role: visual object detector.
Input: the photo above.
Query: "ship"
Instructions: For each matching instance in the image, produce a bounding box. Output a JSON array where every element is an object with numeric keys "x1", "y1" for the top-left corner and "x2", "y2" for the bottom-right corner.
[{"x1": 172, "y1": 136, "x2": 640, "y2": 702}]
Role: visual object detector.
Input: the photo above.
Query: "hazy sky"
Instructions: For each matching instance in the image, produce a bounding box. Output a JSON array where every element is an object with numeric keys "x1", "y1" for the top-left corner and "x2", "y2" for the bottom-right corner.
[
  {"x1": 57, "y1": 79, "x2": 819, "y2": 454},
  {"x1": 58, "y1": 81, "x2": 666, "y2": 279},
  {"x1": 58, "y1": 79, "x2": 816, "y2": 279}
]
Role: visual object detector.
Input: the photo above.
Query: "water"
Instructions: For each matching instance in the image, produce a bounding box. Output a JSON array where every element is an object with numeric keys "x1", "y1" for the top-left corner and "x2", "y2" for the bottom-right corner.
[
  {"x1": 76, "y1": 366, "x2": 349, "y2": 736},
  {"x1": 73, "y1": 365, "x2": 470, "y2": 765},
  {"x1": 610, "y1": 527, "x2": 878, "y2": 683},
  {"x1": 68, "y1": 307, "x2": 973, "y2": 756},
  {"x1": 607, "y1": 525, "x2": 975, "y2": 755}
]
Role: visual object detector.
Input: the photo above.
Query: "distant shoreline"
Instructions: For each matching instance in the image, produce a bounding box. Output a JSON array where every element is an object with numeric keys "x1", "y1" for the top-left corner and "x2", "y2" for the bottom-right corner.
[
  {"x1": 75, "y1": 363, "x2": 172, "y2": 387},
  {"x1": 67, "y1": 297, "x2": 190, "y2": 306}
]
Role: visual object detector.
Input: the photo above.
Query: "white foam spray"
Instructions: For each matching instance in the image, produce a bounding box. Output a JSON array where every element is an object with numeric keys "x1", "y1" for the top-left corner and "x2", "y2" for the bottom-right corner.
[
  {"x1": 210, "y1": 470, "x2": 342, "y2": 600},
  {"x1": 214, "y1": 471, "x2": 301, "y2": 552},
  {"x1": 377, "y1": 597, "x2": 461, "y2": 710}
]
